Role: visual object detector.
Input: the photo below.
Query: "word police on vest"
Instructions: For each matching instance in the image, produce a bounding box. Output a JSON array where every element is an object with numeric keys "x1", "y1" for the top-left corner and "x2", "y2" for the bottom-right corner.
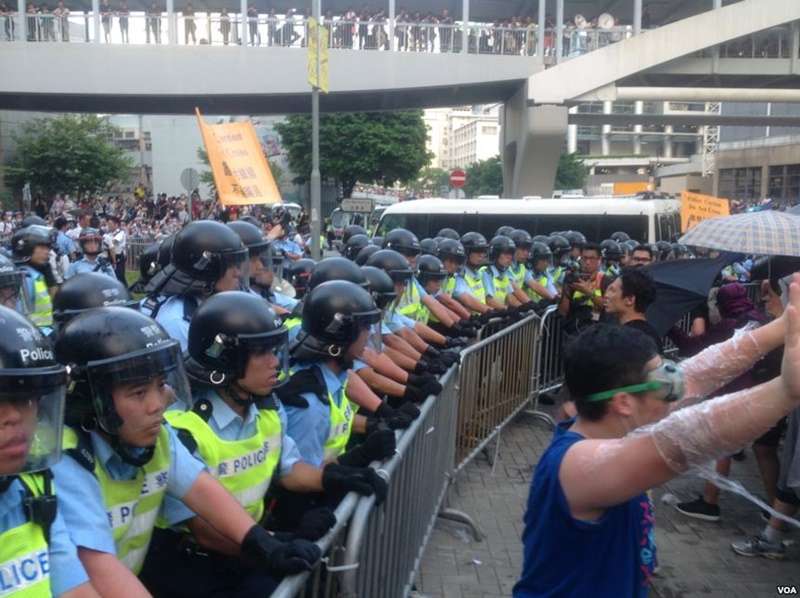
[
  {"x1": 0, "y1": 549, "x2": 50, "y2": 592},
  {"x1": 19, "y1": 348, "x2": 54, "y2": 364},
  {"x1": 217, "y1": 440, "x2": 273, "y2": 477}
]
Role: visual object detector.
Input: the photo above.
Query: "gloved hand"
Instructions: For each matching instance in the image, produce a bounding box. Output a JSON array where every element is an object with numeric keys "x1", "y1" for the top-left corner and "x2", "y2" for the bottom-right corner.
[
  {"x1": 372, "y1": 402, "x2": 414, "y2": 429},
  {"x1": 407, "y1": 372, "x2": 436, "y2": 388},
  {"x1": 455, "y1": 324, "x2": 477, "y2": 338},
  {"x1": 424, "y1": 346, "x2": 441, "y2": 360},
  {"x1": 440, "y1": 350, "x2": 461, "y2": 366},
  {"x1": 294, "y1": 507, "x2": 336, "y2": 541},
  {"x1": 425, "y1": 360, "x2": 447, "y2": 375},
  {"x1": 402, "y1": 384, "x2": 427, "y2": 403},
  {"x1": 397, "y1": 401, "x2": 421, "y2": 420},
  {"x1": 322, "y1": 463, "x2": 388, "y2": 503},
  {"x1": 338, "y1": 425, "x2": 396, "y2": 467},
  {"x1": 469, "y1": 313, "x2": 483, "y2": 325},
  {"x1": 413, "y1": 358, "x2": 431, "y2": 375},
  {"x1": 420, "y1": 379, "x2": 443, "y2": 396},
  {"x1": 445, "y1": 336, "x2": 468, "y2": 349},
  {"x1": 241, "y1": 525, "x2": 321, "y2": 576},
  {"x1": 518, "y1": 302, "x2": 535, "y2": 313}
]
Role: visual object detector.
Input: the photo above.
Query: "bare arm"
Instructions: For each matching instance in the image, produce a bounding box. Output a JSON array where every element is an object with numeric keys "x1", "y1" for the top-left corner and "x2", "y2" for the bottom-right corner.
[
  {"x1": 187, "y1": 517, "x2": 241, "y2": 557},
  {"x1": 61, "y1": 583, "x2": 102, "y2": 598},
  {"x1": 78, "y1": 549, "x2": 152, "y2": 598},
  {"x1": 413, "y1": 322, "x2": 447, "y2": 346},
  {"x1": 395, "y1": 326, "x2": 429, "y2": 353},
  {"x1": 357, "y1": 368, "x2": 406, "y2": 398},
  {"x1": 182, "y1": 471, "x2": 253, "y2": 546},
  {"x1": 439, "y1": 294, "x2": 470, "y2": 319},
  {"x1": 279, "y1": 462, "x2": 324, "y2": 493},
  {"x1": 421, "y1": 295, "x2": 455, "y2": 327},
  {"x1": 344, "y1": 371, "x2": 383, "y2": 412},
  {"x1": 455, "y1": 291, "x2": 491, "y2": 314},
  {"x1": 362, "y1": 346, "x2": 410, "y2": 383},
  {"x1": 383, "y1": 332, "x2": 422, "y2": 360},
  {"x1": 526, "y1": 278, "x2": 555, "y2": 301}
]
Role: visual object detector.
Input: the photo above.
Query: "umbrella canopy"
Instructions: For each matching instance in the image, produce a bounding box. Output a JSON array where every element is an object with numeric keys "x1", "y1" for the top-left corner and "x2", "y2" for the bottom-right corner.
[
  {"x1": 679, "y1": 210, "x2": 800, "y2": 258},
  {"x1": 644, "y1": 254, "x2": 738, "y2": 337}
]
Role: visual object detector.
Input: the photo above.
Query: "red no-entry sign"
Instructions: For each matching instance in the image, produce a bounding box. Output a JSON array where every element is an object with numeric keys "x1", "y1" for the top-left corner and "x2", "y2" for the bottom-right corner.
[{"x1": 449, "y1": 169, "x2": 467, "y2": 189}]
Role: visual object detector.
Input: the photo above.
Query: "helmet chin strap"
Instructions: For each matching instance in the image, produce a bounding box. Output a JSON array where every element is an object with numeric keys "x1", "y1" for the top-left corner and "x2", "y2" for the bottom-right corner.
[
  {"x1": 111, "y1": 435, "x2": 156, "y2": 467},
  {"x1": 222, "y1": 384, "x2": 260, "y2": 407}
]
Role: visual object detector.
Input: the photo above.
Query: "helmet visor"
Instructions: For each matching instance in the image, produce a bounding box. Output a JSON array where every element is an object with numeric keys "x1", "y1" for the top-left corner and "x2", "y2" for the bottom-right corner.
[
  {"x1": 322, "y1": 308, "x2": 382, "y2": 341},
  {"x1": 0, "y1": 367, "x2": 66, "y2": 475},
  {"x1": 86, "y1": 342, "x2": 191, "y2": 433},
  {"x1": 216, "y1": 248, "x2": 250, "y2": 293},
  {"x1": 238, "y1": 329, "x2": 290, "y2": 388},
  {"x1": 0, "y1": 271, "x2": 30, "y2": 315}
]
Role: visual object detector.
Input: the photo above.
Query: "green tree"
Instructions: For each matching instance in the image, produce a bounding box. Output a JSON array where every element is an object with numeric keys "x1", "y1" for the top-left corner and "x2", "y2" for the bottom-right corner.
[
  {"x1": 409, "y1": 165, "x2": 450, "y2": 196},
  {"x1": 463, "y1": 155, "x2": 503, "y2": 198},
  {"x1": 555, "y1": 152, "x2": 589, "y2": 190},
  {"x1": 197, "y1": 147, "x2": 283, "y2": 197},
  {"x1": 5, "y1": 115, "x2": 133, "y2": 200},
  {"x1": 274, "y1": 111, "x2": 431, "y2": 199}
]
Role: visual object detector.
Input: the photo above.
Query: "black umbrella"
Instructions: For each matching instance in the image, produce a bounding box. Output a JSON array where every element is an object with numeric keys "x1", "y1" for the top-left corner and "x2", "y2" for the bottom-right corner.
[{"x1": 644, "y1": 253, "x2": 739, "y2": 337}]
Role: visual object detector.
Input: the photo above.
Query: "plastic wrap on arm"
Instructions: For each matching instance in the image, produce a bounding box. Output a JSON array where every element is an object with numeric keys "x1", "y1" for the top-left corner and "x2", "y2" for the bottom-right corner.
[{"x1": 679, "y1": 323, "x2": 765, "y2": 401}]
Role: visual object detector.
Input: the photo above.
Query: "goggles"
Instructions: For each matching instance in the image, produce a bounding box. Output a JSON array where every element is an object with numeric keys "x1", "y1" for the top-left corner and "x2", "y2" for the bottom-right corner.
[{"x1": 585, "y1": 360, "x2": 684, "y2": 403}]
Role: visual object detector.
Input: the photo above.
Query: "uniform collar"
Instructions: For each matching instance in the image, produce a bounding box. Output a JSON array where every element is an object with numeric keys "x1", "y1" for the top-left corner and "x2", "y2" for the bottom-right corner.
[
  {"x1": 91, "y1": 431, "x2": 152, "y2": 479},
  {"x1": 207, "y1": 389, "x2": 259, "y2": 429}
]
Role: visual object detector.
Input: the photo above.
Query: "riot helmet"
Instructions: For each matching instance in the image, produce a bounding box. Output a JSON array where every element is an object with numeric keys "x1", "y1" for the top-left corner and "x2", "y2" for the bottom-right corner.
[
  {"x1": 343, "y1": 234, "x2": 371, "y2": 261},
  {"x1": 0, "y1": 253, "x2": 28, "y2": 313},
  {"x1": 383, "y1": 228, "x2": 421, "y2": 259},
  {"x1": 361, "y1": 266, "x2": 397, "y2": 310},
  {"x1": 365, "y1": 249, "x2": 414, "y2": 283},
  {"x1": 489, "y1": 235, "x2": 517, "y2": 263},
  {"x1": 416, "y1": 255, "x2": 448, "y2": 287},
  {"x1": 53, "y1": 273, "x2": 138, "y2": 328},
  {"x1": 437, "y1": 239, "x2": 467, "y2": 269},
  {"x1": 437, "y1": 227, "x2": 460, "y2": 240},
  {"x1": 228, "y1": 220, "x2": 272, "y2": 289},
  {"x1": 308, "y1": 257, "x2": 369, "y2": 290},
  {"x1": 530, "y1": 242, "x2": 553, "y2": 270},
  {"x1": 611, "y1": 231, "x2": 630, "y2": 243},
  {"x1": 495, "y1": 225, "x2": 515, "y2": 238},
  {"x1": 286, "y1": 258, "x2": 316, "y2": 299},
  {"x1": 342, "y1": 224, "x2": 368, "y2": 245},
  {"x1": 11, "y1": 225, "x2": 53, "y2": 264},
  {"x1": 78, "y1": 228, "x2": 103, "y2": 257},
  {"x1": 600, "y1": 239, "x2": 623, "y2": 262},
  {"x1": 509, "y1": 230, "x2": 533, "y2": 251},
  {"x1": 419, "y1": 238, "x2": 439, "y2": 256},
  {"x1": 354, "y1": 244, "x2": 380, "y2": 266}
]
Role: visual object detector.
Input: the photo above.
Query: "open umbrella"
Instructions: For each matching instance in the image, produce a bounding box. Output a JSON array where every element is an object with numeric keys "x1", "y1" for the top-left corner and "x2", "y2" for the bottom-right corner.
[
  {"x1": 644, "y1": 254, "x2": 738, "y2": 337},
  {"x1": 679, "y1": 210, "x2": 800, "y2": 257}
]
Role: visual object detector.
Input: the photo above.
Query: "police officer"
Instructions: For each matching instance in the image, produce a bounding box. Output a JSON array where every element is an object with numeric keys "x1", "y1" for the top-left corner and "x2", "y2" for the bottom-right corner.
[
  {"x1": 0, "y1": 306, "x2": 96, "y2": 598},
  {"x1": 65, "y1": 228, "x2": 116, "y2": 280},
  {"x1": 509, "y1": 230, "x2": 557, "y2": 304},
  {"x1": 564, "y1": 230, "x2": 586, "y2": 262},
  {"x1": 527, "y1": 242, "x2": 558, "y2": 304},
  {"x1": 142, "y1": 292, "x2": 385, "y2": 597},
  {"x1": 343, "y1": 233, "x2": 371, "y2": 261},
  {"x1": 286, "y1": 258, "x2": 316, "y2": 299},
  {"x1": 354, "y1": 244, "x2": 381, "y2": 266},
  {"x1": 437, "y1": 227, "x2": 460, "y2": 240},
  {"x1": 341, "y1": 224, "x2": 368, "y2": 245},
  {"x1": 227, "y1": 220, "x2": 299, "y2": 313},
  {"x1": 419, "y1": 238, "x2": 439, "y2": 256},
  {"x1": 547, "y1": 234, "x2": 574, "y2": 289},
  {"x1": 52, "y1": 307, "x2": 320, "y2": 595},
  {"x1": 482, "y1": 235, "x2": 534, "y2": 312},
  {"x1": 600, "y1": 239, "x2": 623, "y2": 277},
  {"x1": 12, "y1": 224, "x2": 56, "y2": 333},
  {"x1": 53, "y1": 272, "x2": 138, "y2": 332},
  {"x1": 279, "y1": 280, "x2": 396, "y2": 469},
  {"x1": 271, "y1": 207, "x2": 303, "y2": 269},
  {"x1": 142, "y1": 220, "x2": 248, "y2": 350},
  {"x1": 437, "y1": 238, "x2": 492, "y2": 319},
  {"x1": 416, "y1": 254, "x2": 475, "y2": 335},
  {"x1": 0, "y1": 252, "x2": 28, "y2": 312},
  {"x1": 459, "y1": 232, "x2": 491, "y2": 311}
]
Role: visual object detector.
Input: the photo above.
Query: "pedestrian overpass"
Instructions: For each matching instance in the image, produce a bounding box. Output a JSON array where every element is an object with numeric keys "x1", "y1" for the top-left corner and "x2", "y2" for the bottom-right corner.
[{"x1": 1, "y1": 0, "x2": 799, "y2": 197}]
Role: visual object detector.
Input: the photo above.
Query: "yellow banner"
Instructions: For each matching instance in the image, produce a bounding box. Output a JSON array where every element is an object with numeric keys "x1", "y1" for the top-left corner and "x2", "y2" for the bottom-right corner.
[
  {"x1": 307, "y1": 18, "x2": 330, "y2": 93},
  {"x1": 196, "y1": 109, "x2": 281, "y2": 207},
  {"x1": 680, "y1": 191, "x2": 730, "y2": 232}
]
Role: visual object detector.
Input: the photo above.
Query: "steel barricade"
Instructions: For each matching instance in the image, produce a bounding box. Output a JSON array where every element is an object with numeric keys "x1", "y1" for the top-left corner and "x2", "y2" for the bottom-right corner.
[
  {"x1": 536, "y1": 305, "x2": 565, "y2": 396},
  {"x1": 125, "y1": 240, "x2": 153, "y2": 271},
  {"x1": 337, "y1": 367, "x2": 463, "y2": 598},
  {"x1": 454, "y1": 313, "x2": 541, "y2": 470}
]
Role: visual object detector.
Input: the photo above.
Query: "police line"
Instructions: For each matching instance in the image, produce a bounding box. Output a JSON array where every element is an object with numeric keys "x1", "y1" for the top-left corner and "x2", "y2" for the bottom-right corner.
[{"x1": 272, "y1": 309, "x2": 559, "y2": 598}]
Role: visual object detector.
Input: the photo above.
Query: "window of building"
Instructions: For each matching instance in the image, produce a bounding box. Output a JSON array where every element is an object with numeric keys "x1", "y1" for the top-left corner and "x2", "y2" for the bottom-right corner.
[
  {"x1": 718, "y1": 167, "x2": 762, "y2": 201},
  {"x1": 481, "y1": 126, "x2": 497, "y2": 135},
  {"x1": 768, "y1": 164, "x2": 800, "y2": 204}
]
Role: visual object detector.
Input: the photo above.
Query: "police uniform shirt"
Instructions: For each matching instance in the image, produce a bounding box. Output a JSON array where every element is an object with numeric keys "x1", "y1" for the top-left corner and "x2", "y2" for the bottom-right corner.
[
  {"x1": 272, "y1": 291, "x2": 299, "y2": 311},
  {"x1": 512, "y1": 262, "x2": 535, "y2": 287},
  {"x1": 52, "y1": 425, "x2": 205, "y2": 556},
  {"x1": 64, "y1": 258, "x2": 116, "y2": 280},
  {"x1": 0, "y1": 478, "x2": 89, "y2": 596},
  {"x1": 272, "y1": 239, "x2": 302, "y2": 269},
  {"x1": 154, "y1": 295, "x2": 192, "y2": 351},
  {"x1": 532, "y1": 269, "x2": 558, "y2": 297},
  {"x1": 55, "y1": 231, "x2": 76, "y2": 257},
  {"x1": 160, "y1": 389, "x2": 303, "y2": 526},
  {"x1": 450, "y1": 275, "x2": 470, "y2": 299},
  {"x1": 457, "y1": 266, "x2": 484, "y2": 296},
  {"x1": 383, "y1": 309, "x2": 415, "y2": 334},
  {"x1": 481, "y1": 265, "x2": 514, "y2": 299},
  {"x1": 283, "y1": 362, "x2": 349, "y2": 468}
]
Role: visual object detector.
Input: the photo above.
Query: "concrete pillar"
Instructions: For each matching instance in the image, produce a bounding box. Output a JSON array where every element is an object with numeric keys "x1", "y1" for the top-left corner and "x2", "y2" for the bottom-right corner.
[
  {"x1": 388, "y1": 0, "x2": 395, "y2": 51},
  {"x1": 461, "y1": 0, "x2": 468, "y2": 54},
  {"x1": 555, "y1": 0, "x2": 563, "y2": 62},
  {"x1": 760, "y1": 165, "x2": 769, "y2": 199},
  {"x1": 16, "y1": 0, "x2": 25, "y2": 42},
  {"x1": 240, "y1": 0, "x2": 247, "y2": 45},
  {"x1": 567, "y1": 106, "x2": 578, "y2": 154},
  {"x1": 536, "y1": 0, "x2": 545, "y2": 59},
  {"x1": 663, "y1": 101, "x2": 673, "y2": 158},
  {"x1": 166, "y1": 0, "x2": 175, "y2": 44},
  {"x1": 791, "y1": 21, "x2": 799, "y2": 73},
  {"x1": 92, "y1": 0, "x2": 100, "y2": 42},
  {"x1": 711, "y1": 0, "x2": 722, "y2": 71},
  {"x1": 601, "y1": 100, "x2": 612, "y2": 156},
  {"x1": 633, "y1": 100, "x2": 643, "y2": 155},
  {"x1": 633, "y1": 0, "x2": 642, "y2": 35}
]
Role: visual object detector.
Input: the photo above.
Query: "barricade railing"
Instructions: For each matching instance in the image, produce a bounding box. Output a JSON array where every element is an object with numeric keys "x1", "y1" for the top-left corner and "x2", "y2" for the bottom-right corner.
[
  {"x1": 535, "y1": 305, "x2": 565, "y2": 397},
  {"x1": 126, "y1": 240, "x2": 153, "y2": 271}
]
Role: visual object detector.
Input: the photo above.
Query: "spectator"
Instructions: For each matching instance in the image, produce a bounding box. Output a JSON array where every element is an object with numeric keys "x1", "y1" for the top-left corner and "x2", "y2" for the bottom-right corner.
[{"x1": 603, "y1": 268, "x2": 662, "y2": 353}]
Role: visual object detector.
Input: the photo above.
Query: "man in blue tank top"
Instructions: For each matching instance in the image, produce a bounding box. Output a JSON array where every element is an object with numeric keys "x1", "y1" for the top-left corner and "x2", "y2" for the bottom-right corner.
[{"x1": 515, "y1": 277, "x2": 800, "y2": 597}]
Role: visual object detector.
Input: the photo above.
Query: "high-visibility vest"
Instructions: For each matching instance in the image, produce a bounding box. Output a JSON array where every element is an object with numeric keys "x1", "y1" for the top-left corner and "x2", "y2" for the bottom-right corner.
[
  {"x1": 443, "y1": 275, "x2": 457, "y2": 296},
  {"x1": 0, "y1": 474, "x2": 55, "y2": 597},
  {"x1": 509, "y1": 263, "x2": 527, "y2": 288},
  {"x1": 165, "y1": 405, "x2": 281, "y2": 523},
  {"x1": 63, "y1": 427, "x2": 171, "y2": 574},
  {"x1": 487, "y1": 266, "x2": 512, "y2": 304},
  {"x1": 397, "y1": 280, "x2": 423, "y2": 321},
  {"x1": 284, "y1": 316, "x2": 302, "y2": 331},
  {"x1": 25, "y1": 269, "x2": 52, "y2": 328},
  {"x1": 462, "y1": 267, "x2": 486, "y2": 305},
  {"x1": 527, "y1": 272, "x2": 550, "y2": 303}
]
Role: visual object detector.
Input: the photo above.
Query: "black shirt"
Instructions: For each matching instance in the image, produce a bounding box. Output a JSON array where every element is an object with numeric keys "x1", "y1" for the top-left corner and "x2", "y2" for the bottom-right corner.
[{"x1": 625, "y1": 319, "x2": 664, "y2": 354}]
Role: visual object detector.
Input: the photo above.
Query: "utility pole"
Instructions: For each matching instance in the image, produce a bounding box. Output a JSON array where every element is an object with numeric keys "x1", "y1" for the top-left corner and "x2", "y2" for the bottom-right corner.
[{"x1": 310, "y1": 0, "x2": 322, "y2": 260}]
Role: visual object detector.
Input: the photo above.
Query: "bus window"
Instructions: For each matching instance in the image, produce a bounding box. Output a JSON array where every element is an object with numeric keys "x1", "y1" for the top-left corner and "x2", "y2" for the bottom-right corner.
[
  {"x1": 656, "y1": 213, "x2": 679, "y2": 242},
  {"x1": 429, "y1": 213, "x2": 466, "y2": 237}
]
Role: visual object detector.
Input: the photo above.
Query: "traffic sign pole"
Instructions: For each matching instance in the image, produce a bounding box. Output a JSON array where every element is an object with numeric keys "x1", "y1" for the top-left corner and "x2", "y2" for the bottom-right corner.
[{"x1": 310, "y1": 0, "x2": 322, "y2": 260}]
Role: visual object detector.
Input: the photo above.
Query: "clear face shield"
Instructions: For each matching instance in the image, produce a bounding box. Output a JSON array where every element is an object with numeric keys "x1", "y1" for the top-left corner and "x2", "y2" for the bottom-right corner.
[
  {"x1": 0, "y1": 270, "x2": 30, "y2": 315},
  {"x1": 0, "y1": 366, "x2": 66, "y2": 475},
  {"x1": 585, "y1": 360, "x2": 685, "y2": 404},
  {"x1": 85, "y1": 341, "x2": 191, "y2": 435},
  {"x1": 216, "y1": 248, "x2": 250, "y2": 293},
  {"x1": 236, "y1": 329, "x2": 291, "y2": 389}
]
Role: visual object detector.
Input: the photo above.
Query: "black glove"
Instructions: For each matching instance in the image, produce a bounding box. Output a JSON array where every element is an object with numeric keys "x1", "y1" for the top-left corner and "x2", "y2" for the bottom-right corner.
[
  {"x1": 402, "y1": 384, "x2": 426, "y2": 403},
  {"x1": 424, "y1": 346, "x2": 441, "y2": 360},
  {"x1": 469, "y1": 313, "x2": 483, "y2": 325},
  {"x1": 426, "y1": 360, "x2": 447, "y2": 375},
  {"x1": 241, "y1": 525, "x2": 321, "y2": 576},
  {"x1": 455, "y1": 324, "x2": 477, "y2": 338},
  {"x1": 444, "y1": 336, "x2": 466, "y2": 349},
  {"x1": 518, "y1": 302, "x2": 535, "y2": 313},
  {"x1": 413, "y1": 359, "x2": 431, "y2": 375},
  {"x1": 338, "y1": 425, "x2": 396, "y2": 467},
  {"x1": 407, "y1": 373, "x2": 436, "y2": 388},
  {"x1": 421, "y1": 379, "x2": 443, "y2": 396},
  {"x1": 372, "y1": 402, "x2": 413, "y2": 430},
  {"x1": 439, "y1": 350, "x2": 460, "y2": 366},
  {"x1": 397, "y1": 401, "x2": 421, "y2": 420},
  {"x1": 322, "y1": 463, "x2": 388, "y2": 503},
  {"x1": 294, "y1": 507, "x2": 336, "y2": 541}
]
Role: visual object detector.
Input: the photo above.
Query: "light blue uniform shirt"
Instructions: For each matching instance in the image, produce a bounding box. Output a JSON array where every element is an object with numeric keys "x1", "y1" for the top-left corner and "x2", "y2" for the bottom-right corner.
[
  {"x1": 482, "y1": 265, "x2": 514, "y2": 299},
  {"x1": 383, "y1": 309, "x2": 415, "y2": 333},
  {"x1": 273, "y1": 239, "x2": 303, "y2": 269},
  {"x1": 153, "y1": 295, "x2": 193, "y2": 351},
  {"x1": 55, "y1": 231, "x2": 76, "y2": 257},
  {"x1": 52, "y1": 425, "x2": 204, "y2": 555},
  {"x1": 161, "y1": 389, "x2": 302, "y2": 525},
  {"x1": 273, "y1": 291, "x2": 299, "y2": 310},
  {"x1": 0, "y1": 478, "x2": 89, "y2": 596},
  {"x1": 64, "y1": 258, "x2": 116, "y2": 280},
  {"x1": 284, "y1": 362, "x2": 349, "y2": 468}
]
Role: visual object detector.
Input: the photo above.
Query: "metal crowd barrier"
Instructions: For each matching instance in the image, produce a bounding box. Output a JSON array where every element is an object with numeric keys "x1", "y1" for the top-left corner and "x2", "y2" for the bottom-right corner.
[
  {"x1": 125, "y1": 240, "x2": 154, "y2": 271},
  {"x1": 535, "y1": 305, "x2": 566, "y2": 396}
]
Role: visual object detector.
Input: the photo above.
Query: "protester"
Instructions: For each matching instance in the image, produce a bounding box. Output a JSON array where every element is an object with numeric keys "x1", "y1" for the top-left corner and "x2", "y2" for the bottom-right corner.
[{"x1": 603, "y1": 268, "x2": 662, "y2": 353}]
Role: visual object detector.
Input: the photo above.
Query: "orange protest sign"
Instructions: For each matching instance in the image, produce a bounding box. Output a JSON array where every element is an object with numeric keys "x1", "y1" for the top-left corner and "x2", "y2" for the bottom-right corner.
[
  {"x1": 680, "y1": 191, "x2": 729, "y2": 232},
  {"x1": 196, "y1": 109, "x2": 281, "y2": 206}
]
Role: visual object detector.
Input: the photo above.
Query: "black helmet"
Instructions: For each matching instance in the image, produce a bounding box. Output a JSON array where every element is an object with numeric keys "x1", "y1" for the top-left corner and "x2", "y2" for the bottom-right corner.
[
  {"x1": 0, "y1": 253, "x2": 26, "y2": 312},
  {"x1": 53, "y1": 273, "x2": 137, "y2": 327},
  {"x1": 656, "y1": 240, "x2": 672, "y2": 261},
  {"x1": 344, "y1": 234, "x2": 371, "y2": 261},
  {"x1": 137, "y1": 243, "x2": 161, "y2": 285},
  {"x1": 671, "y1": 243, "x2": 691, "y2": 259},
  {"x1": 227, "y1": 220, "x2": 270, "y2": 256},
  {"x1": 293, "y1": 280, "x2": 381, "y2": 363},
  {"x1": 342, "y1": 224, "x2": 368, "y2": 245},
  {"x1": 55, "y1": 307, "x2": 187, "y2": 465},
  {"x1": 354, "y1": 244, "x2": 381, "y2": 266},
  {"x1": 509, "y1": 229, "x2": 533, "y2": 251},
  {"x1": 416, "y1": 255, "x2": 448, "y2": 285},
  {"x1": 460, "y1": 232, "x2": 489, "y2": 254},
  {"x1": 437, "y1": 239, "x2": 466, "y2": 265},
  {"x1": 547, "y1": 234, "x2": 571, "y2": 256},
  {"x1": 21, "y1": 215, "x2": 47, "y2": 228},
  {"x1": 366, "y1": 249, "x2": 413, "y2": 283},
  {"x1": 308, "y1": 257, "x2": 368, "y2": 290},
  {"x1": 172, "y1": 220, "x2": 248, "y2": 283},
  {"x1": 361, "y1": 265, "x2": 397, "y2": 310},
  {"x1": 419, "y1": 238, "x2": 438, "y2": 256},
  {"x1": 383, "y1": 228, "x2": 421, "y2": 258},
  {"x1": 370, "y1": 235, "x2": 384, "y2": 248},
  {"x1": 11, "y1": 225, "x2": 53, "y2": 262},
  {"x1": 532, "y1": 234, "x2": 550, "y2": 245},
  {"x1": 600, "y1": 239, "x2": 623, "y2": 261},
  {"x1": 623, "y1": 239, "x2": 640, "y2": 253},
  {"x1": 611, "y1": 231, "x2": 630, "y2": 243},
  {"x1": 286, "y1": 258, "x2": 316, "y2": 298},
  {"x1": 186, "y1": 291, "x2": 288, "y2": 392},
  {"x1": 78, "y1": 227, "x2": 103, "y2": 255},
  {"x1": 530, "y1": 242, "x2": 553, "y2": 264},
  {"x1": 563, "y1": 231, "x2": 586, "y2": 249},
  {"x1": 495, "y1": 225, "x2": 515, "y2": 238},
  {"x1": 437, "y1": 227, "x2": 460, "y2": 240},
  {"x1": 0, "y1": 305, "x2": 66, "y2": 474},
  {"x1": 489, "y1": 235, "x2": 516, "y2": 262}
]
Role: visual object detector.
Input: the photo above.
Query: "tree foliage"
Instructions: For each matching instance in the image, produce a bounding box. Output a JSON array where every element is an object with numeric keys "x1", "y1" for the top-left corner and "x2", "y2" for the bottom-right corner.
[
  {"x1": 409, "y1": 165, "x2": 450, "y2": 196},
  {"x1": 464, "y1": 155, "x2": 503, "y2": 198},
  {"x1": 555, "y1": 152, "x2": 589, "y2": 190},
  {"x1": 274, "y1": 111, "x2": 431, "y2": 199},
  {"x1": 5, "y1": 114, "x2": 133, "y2": 199}
]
